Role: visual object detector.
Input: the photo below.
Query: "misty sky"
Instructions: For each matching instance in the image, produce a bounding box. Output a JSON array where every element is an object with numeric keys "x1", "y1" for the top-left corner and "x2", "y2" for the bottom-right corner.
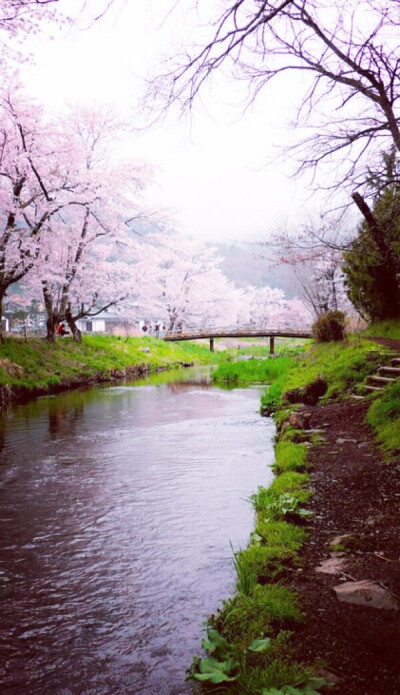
[{"x1": 22, "y1": 1, "x2": 325, "y2": 244}]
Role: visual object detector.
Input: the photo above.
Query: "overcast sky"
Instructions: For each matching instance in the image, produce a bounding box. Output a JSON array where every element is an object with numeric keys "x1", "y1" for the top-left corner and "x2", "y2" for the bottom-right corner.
[{"x1": 21, "y1": 0, "x2": 323, "y2": 244}]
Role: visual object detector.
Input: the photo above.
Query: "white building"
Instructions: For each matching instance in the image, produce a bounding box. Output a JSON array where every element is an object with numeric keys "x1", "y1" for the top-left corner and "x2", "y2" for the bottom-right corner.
[{"x1": 76, "y1": 309, "x2": 121, "y2": 334}]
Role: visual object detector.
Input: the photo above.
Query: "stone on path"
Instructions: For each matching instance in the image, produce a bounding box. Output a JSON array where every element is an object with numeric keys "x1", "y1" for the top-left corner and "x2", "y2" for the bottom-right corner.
[
  {"x1": 316, "y1": 557, "x2": 347, "y2": 575},
  {"x1": 329, "y1": 533, "x2": 353, "y2": 547},
  {"x1": 334, "y1": 580, "x2": 398, "y2": 610}
]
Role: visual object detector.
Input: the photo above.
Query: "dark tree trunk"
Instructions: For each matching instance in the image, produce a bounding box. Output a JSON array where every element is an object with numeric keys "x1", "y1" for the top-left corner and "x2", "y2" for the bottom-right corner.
[
  {"x1": 42, "y1": 284, "x2": 60, "y2": 343},
  {"x1": 66, "y1": 309, "x2": 82, "y2": 343},
  {"x1": 46, "y1": 315, "x2": 56, "y2": 343},
  {"x1": 351, "y1": 192, "x2": 400, "y2": 271},
  {"x1": 0, "y1": 292, "x2": 5, "y2": 344},
  {"x1": 352, "y1": 192, "x2": 400, "y2": 319}
]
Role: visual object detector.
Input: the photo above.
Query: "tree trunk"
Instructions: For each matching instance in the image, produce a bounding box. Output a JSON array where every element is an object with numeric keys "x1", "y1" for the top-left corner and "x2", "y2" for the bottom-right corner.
[
  {"x1": 42, "y1": 283, "x2": 58, "y2": 342},
  {"x1": 46, "y1": 316, "x2": 56, "y2": 343},
  {"x1": 0, "y1": 292, "x2": 4, "y2": 344},
  {"x1": 351, "y1": 192, "x2": 400, "y2": 271},
  {"x1": 66, "y1": 309, "x2": 82, "y2": 343},
  {"x1": 351, "y1": 192, "x2": 400, "y2": 319}
]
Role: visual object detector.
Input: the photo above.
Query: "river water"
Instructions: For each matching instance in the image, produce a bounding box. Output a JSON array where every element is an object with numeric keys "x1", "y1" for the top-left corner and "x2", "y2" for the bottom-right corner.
[{"x1": 0, "y1": 366, "x2": 275, "y2": 695}]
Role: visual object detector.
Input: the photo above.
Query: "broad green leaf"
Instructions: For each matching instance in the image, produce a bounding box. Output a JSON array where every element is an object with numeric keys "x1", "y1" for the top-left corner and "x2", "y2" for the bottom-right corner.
[
  {"x1": 201, "y1": 628, "x2": 230, "y2": 657},
  {"x1": 250, "y1": 532, "x2": 264, "y2": 546},
  {"x1": 305, "y1": 677, "x2": 328, "y2": 689},
  {"x1": 247, "y1": 637, "x2": 271, "y2": 652},
  {"x1": 298, "y1": 509, "x2": 314, "y2": 518},
  {"x1": 194, "y1": 657, "x2": 238, "y2": 684}
]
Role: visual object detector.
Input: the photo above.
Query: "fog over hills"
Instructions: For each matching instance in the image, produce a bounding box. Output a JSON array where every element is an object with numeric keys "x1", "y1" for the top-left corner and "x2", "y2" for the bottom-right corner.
[
  {"x1": 216, "y1": 243, "x2": 298, "y2": 298},
  {"x1": 129, "y1": 222, "x2": 298, "y2": 298}
]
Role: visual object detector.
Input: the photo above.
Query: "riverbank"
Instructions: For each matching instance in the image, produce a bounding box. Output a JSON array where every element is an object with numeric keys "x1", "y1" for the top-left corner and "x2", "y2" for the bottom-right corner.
[
  {"x1": 190, "y1": 329, "x2": 400, "y2": 693},
  {"x1": 0, "y1": 335, "x2": 221, "y2": 409}
]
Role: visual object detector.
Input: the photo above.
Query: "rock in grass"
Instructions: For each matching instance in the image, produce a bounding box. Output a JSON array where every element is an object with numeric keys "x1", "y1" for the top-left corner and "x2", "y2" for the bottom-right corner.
[
  {"x1": 288, "y1": 411, "x2": 311, "y2": 429},
  {"x1": 334, "y1": 580, "x2": 398, "y2": 610}
]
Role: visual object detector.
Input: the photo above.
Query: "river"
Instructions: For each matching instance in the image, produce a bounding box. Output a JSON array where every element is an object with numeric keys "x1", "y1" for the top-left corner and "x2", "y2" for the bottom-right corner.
[{"x1": 0, "y1": 366, "x2": 275, "y2": 695}]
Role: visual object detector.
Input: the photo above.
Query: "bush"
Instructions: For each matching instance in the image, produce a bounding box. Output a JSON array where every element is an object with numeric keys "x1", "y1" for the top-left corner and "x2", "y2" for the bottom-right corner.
[{"x1": 312, "y1": 311, "x2": 346, "y2": 342}]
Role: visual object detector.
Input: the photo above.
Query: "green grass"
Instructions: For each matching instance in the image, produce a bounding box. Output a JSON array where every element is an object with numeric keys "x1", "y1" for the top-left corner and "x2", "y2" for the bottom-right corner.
[
  {"x1": 273, "y1": 442, "x2": 308, "y2": 474},
  {"x1": 366, "y1": 380, "x2": 400, "y2": 454},
  {"x1": 361, "y1": 319, "x2": 400, "y2": 340},
  {"x1": 254, "y1": 521, "x2": 307, "y2": 552},
  {"x1": 212, "y1": 356, "x2": 296, "y2": 385},
  {"x1": 260, "y1": 337, "x2": 389, "y2": 414},
  {"x1": 237, "y1": 658, "x2": 312, "y2": 695},
  {"x1": 0, "y1": 335, "x2": 228, "y2": 393},
  {"x1": 235, "y1": 545, "x2": 299, "y2": 584},
  {"x1": 235, "y1": 338, "x2": 312, "y2": 358},
  {"x1": 213, "y1": 584, "x2": 303, "y2": 649}
]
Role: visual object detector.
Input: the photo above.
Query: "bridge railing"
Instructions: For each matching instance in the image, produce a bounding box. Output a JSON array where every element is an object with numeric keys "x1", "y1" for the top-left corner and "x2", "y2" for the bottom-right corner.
[{"x1": 164, "y1": 325, "x2": 313, "y2": 339}]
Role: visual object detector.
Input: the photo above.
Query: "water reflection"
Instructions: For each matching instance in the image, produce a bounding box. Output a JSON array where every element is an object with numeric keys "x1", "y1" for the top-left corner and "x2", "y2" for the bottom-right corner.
[{"x1": 0, "y1": 367, "x2": 275, "y2": 694}]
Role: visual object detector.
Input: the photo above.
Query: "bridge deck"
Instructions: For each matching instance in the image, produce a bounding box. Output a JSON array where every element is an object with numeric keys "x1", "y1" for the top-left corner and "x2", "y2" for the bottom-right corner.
[{"x1": 164, "y1": 327, "x2": 312, "y2": 341}]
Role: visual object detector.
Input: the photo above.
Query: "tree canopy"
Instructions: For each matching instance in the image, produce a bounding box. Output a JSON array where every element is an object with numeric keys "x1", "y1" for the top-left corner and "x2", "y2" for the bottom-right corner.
[{"x1": 154, "y1": 0, "x2": 400, "y2": 199}]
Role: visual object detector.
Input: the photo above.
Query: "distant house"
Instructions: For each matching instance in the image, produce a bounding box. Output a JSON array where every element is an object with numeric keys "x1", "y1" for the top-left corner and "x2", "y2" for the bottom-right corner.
[{"x1": 76, "y1": 308, "x2": 122, "y2": 334}]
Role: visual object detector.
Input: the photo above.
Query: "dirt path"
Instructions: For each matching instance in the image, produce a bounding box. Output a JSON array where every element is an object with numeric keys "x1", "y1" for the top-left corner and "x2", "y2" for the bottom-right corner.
[
  {"x1": 291, "y1": 400, "x2": 400, "y2": 693},
  {"x1": 366, "y1": 336, "x2": 400, "y2": 350}
]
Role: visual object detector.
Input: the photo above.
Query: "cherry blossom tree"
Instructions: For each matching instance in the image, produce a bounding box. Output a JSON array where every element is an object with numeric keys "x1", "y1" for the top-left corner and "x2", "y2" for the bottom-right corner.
[
  {"x1": 0, "y1": 88, "x2": 76, "y2": 337},
  {"x1": 24, "y1": 230, "x2": 145, "y2": 342},
  {"x1": 258, "y1": 218, "x2": 356, "y2": 318},
  {"x1": 21, "y1": 104, "x2": 154, "y2": 341},
  {"x1": 243, "y1": 284, "x2": 311, "y2": 328},
  {"x1": 245, "y1": 285, "x2": 287, "y2": 325},
  {"x1": 138, "y1": 231, "x2": 229, "y2": 331},
  {"x1": 0, "y1": 0, "x2": 120, "y2": 66},
  {"x1": 194, "y1": 269, "x2": 242, "y2": 328}
]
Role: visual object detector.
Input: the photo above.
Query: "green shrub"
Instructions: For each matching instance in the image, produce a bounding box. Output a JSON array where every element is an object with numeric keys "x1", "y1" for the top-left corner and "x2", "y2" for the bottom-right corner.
[{"x1": 311, "y1": 311, "x2": 346, "y2": 343}]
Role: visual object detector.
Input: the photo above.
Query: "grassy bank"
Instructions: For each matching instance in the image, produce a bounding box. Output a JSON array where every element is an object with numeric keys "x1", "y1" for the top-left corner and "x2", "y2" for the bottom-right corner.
[
  {"x1": 260, "y1": 337, "x2": 389, "y2": 415},
  {"x1": 0, "y1": 335, "x2": 225, "y2": 403},
  {"x1": 366, "y1": 380, "x2": 400, "y2": 455},
  {"x1": 260, "y1": 331, "x2": 400, "y2": 457},
  {"x1": 189, "y1": 351, "x2": 325, "y2": 693},
  {"x1": 189, "y1": 327, "x2": 400, "y2": 693},
  {"x1": 188, "y1": 436, "x2": 330, "y2": 694},
  {"x1": 188, "y1": 438, "x2": 318, "y2": 694},
  {"x1": 361, "y1": 319, "x2": 400, "y2": 340},
  {"x1": 212, "y1": 356, "x2": 296, "y2": 386}
]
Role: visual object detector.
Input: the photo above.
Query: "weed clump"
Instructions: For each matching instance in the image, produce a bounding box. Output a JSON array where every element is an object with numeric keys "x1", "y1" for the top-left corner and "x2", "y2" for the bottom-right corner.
[{"x1": 312, "y1": 310, "x2": 346, "y2": 342}]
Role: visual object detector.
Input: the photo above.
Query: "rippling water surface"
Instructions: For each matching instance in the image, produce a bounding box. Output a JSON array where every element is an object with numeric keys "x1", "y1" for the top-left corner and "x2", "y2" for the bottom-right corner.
[{"x1": 0, "y1": 366, "x2": 274, "y2": 694}]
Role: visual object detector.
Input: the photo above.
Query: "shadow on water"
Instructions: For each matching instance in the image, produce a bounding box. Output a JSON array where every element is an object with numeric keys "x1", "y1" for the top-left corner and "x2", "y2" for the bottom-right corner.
[{"x1": 0, "y1": 365, "x2": 275, "y2": 695}]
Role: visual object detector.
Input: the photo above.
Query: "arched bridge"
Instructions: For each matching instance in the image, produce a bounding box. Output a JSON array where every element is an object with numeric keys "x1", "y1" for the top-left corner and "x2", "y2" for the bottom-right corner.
[{"x1": 163, "y1": 326, "x2": 313, "y2": 353}]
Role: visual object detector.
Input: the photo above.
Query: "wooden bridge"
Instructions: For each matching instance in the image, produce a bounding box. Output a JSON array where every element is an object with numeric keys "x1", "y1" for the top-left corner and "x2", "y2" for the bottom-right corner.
[{"x1": 163, "y1": 326, "x2": 313, "y2": 353}]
